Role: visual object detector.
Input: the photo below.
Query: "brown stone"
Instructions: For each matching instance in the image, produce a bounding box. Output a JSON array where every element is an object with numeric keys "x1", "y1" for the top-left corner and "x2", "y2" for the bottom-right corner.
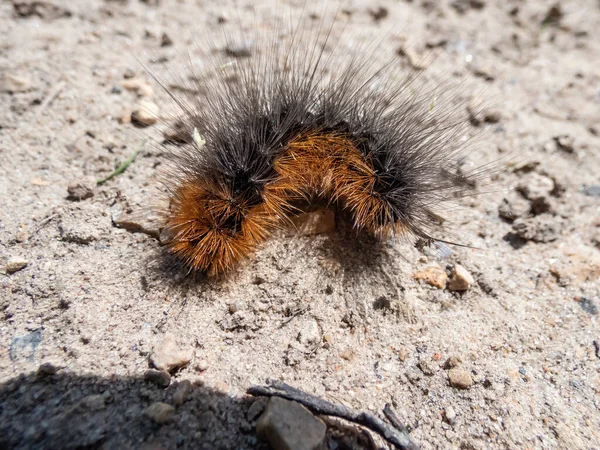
[{"x1": 414, "y1": 264, "x2": 447, "y2": 289}]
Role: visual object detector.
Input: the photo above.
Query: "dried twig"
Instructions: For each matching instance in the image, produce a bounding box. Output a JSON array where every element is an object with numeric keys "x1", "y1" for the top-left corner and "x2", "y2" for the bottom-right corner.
[
  {"x1": 34, "y1": 213, "x2": 59, "y2": 234},
  {"x1": 278, "y1": 305, "x2": 310, "y2": 328},
  {"x1": 248, "y1": 380, "x2": 419, "y2": 450},
  {"x1": 383, "y1": 403, "x2": 410, "y2": 434},
  {"x1": 36, "y1": 81, "x2": 65, "y2": 117}
]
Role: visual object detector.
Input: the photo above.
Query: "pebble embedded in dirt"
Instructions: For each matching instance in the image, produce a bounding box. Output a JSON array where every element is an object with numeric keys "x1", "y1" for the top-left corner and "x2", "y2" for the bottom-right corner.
[
  {"x1": 197, "y1": 410, "x2": 216, "y2": 430},
  {"x1": 79, "y1": 394, "x2": 106, "y2": 411},
  {"x1": 414, "y1": 264, "x2": 447, "y2": 289},
  {"x1": 111, "y1": 204, "x2": 161, "y2": 239},
  {"x1": 340, "y1": 348, "x2": 356, "y2": 362},
  {"x1": 444, "y1": 406, "x2": 457, "y2": 424},
  {"x1": 149, "y1": 335, "x2": 193, "y2": 373},
  {"x1": 144, "y1": 369, "x2": 171, "y2": 388},
  {"x1": 172, "y1": 380, "x2": 192, "y2": 406},
  {"x1": 418, "y1": 359, "x2": 436, "y2": 376},
  {"x1": 583, "y1": 185, "x2": 600, "y2": 197},
  {"x1": 195, "y1": 360, "x2": 209, "y2": 372},
  {"x1": 290, "y1": 210, "x2": 335, "y2": 236},
  {"x1": 120, "y1": 78, "x2": 154, "y2": 97},
  {"x1": 163, "y1": 120, "x2": 193, "y2": 144},
  {"x1": 549, "y1": 255, "x2": 600, "y2": 287},
  {"x1": 448, "y1": 264, "x2": 474, "y2": 291},
  {"x1": 1, "y1": 73, "x2": 32, "y2": 93},
  {"x1": 224, "y1": 42, "x2": 252, "y2": 58},
  {"x1": 256, "y1": 397, "x2": 326, "y2": 450},
  {"x1": 67, "y1": 179, "x2": 95, "y2": 201},
  {"x1": 369, "y1": 6, "x2": 389, "y2": 22},
  {"x1": 160, "y1": 32, "x2": 173, "y2": 47},
  {"x1": 144, "y1": 402, "x2": 175, "y2": 424},
  {"x1": 498, "y1": 195, "x2": 530, "y2": 221},
  {"x1": 541, "y1": 3, "x2": 563, "y2": 26},
  {"x1": 58, "y1": 204, "x2": 108, "y2": 244},
  {"x1": 512, "y1": 214, "x2": 563, "y2": 243},
  {"x1": 452, "y1": 0, "x2": 486, "y2": 14},
  {"x1": 118, "y1": 106, "x2": 132, "y2": 124},
  {"x1": 12, "y1": 1, "x2": 71, "y2": 20},
  {"x1": 2, "y1": 0, "x2": 600, "y2": 448},
  {"x1": 448, "y1": 367, "x2": 473, "y2": 389},
  {"x1": 443, "y1": 355, "x2": 462, "y2": 369},
  {"x1": 467, "y1": 99, "x2": 502, "y2": 125},
  {"x1": 517, "y1": 172, "x2": 554, "y2": 201},
  {"x1": 397, "y1": 46, "x2": 427, "y2": 70},
  {"x1": 131, "y1": 99, "x2": 159, "y2": 126},
  {"x1": 553, "y1": 135, "x2": 574, "y2": 153},
  {"x1": 4, "y1": 257, "x2": 28, "y2": 274},
  {"x1": 297, "y1": 319, "x2": 320, "y2": 345},
  {"x1": 228, "y1": 299, "x2": 246, "y2": 314},
  {"x1": 398, "y1": 347, "x2": 411, "y2": 362},
  {"x1": 577, "y1": 298, "x2": 598, "y2": 316},
  {"x1": 37, "y1": 361, "x2": 59, "y2": 376}
]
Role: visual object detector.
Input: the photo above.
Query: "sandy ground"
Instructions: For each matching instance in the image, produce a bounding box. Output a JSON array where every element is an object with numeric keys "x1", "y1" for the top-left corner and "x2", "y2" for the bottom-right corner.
[{"x1": 1, "y1": 0, "x2": 600, "y2": 449}]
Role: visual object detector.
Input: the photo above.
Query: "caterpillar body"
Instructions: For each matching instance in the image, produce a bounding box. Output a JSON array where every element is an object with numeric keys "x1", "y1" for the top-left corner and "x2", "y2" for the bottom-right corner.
[{"x1": 156, "y1": 12, "x2": 483, "y2": 275}]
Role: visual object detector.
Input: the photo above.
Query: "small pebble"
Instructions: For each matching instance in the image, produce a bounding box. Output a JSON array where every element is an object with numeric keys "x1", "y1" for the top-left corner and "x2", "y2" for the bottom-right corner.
[
  {"x1": 257, "y1": 397, "x2": 326, "y2": 450},
  {"x1": 173, "y1": 380, "x2": 192, "y2": 406},
  {"x1": 79, "y1": 394, "x2": 105, "y2": 411},
  {"x1": 5, "y1": 257, "x2": 28, "y2": 274},
  {"x1": 448, "y1": 265, "x2": 475, "y2": 291},
  {"x1": 37, "y1": 362, "x2": 59, "y2": 376},
  {"x1": 197, "y1": 410, "x2": 216, "y2": 430},
  {"x1": 340, "y1": 349, "x2": 356, "y2": 362},
  {"x1": 144, "y1": 369, "x2": 171, "y2": 388},
  {"x1": 120, "y1": 78, "x2": 154, "y2": 97},
  {"x1": 224, "y1": 42, "x2": 252, "y2": 57},
  {"x1": 118, "y1": 106, "x2": 132, "y2": 124},
  {"x1": 414, "y1": 264, "x2": 447, "y2": 289},
  {"x1": 512, "y1": 215, "x2": 562, "y2": 243},
  {"x1": 467, "y1": 98, "x2": 501, "y2": 125},
  {"x1": 228, "y1": 300, "x2": 245, "y2": 314},
  {"x1": 1, "y1": 73, "x2": 32, "y2": 92},
  {"x1": 397, "y1": 47, "x2": 427, "y2": 70},
  {"x1": 517, "y1": 173, "x2": 554, "y2": 200},
  {"x1": 444, "y1": 406, "x2": 457, "y2": 423},
  {"x1": 578, "y1": 298, "x2": 598, "y2": 316},
  {"x1": 144, "y1": 402, "x2": 175, "y2": 424},
  {"x1": 398, "y1": 347, "x2": 410, "y2": 362},
  {"x1": 214, "y1": 381, "x2": 229, "y2": 393},
  {"x1": 297, "y1": 319, "x2": 320, "y2": 345},
  {"x1": 15, "y1": 228, "x2": 28, "y2": 243},
  {"x1": 369, "y1": 6, "x2": 389, "y2": 21},
  {"x1": 67, "y1": 179, "x2": 95, "y2": 201},
  {"x1": 161, "y1": 32, "x2": 173, "y2": 47},
  {"x1": 163, "y1": 120, "x2": 193, "y2": 144},
  {"x1": 542, "y1": 4, "x2": 563, "y2": 26},
  {"x1": 448, "y1": 367, "x2": 473, "y2": 389},
  {"x1": 443, "y1": 355, "x2": 462, "y2": 369},
  {"x1": 583, "y1": 185, "x2": 600, "y2": 197},
  {"x1": 131, "y1": 99, "x2": 159, "y2": 126},
  {"x1": 149, "y1": 335, "x2": 193, "y2": 373},
  {"x1": 111, "y1": 205, "x2": 161, "y2": 239},
  {"x1": 196, "y1": 360, "x2": 210, "y2": 372},
  {"x1": 418, "y1": 359, "x2": 435, "y2": 376}
]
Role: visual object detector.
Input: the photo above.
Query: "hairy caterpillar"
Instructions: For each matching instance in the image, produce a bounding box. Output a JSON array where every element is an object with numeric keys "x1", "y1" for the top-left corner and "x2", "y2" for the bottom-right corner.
[{"x1": 155, "y1": 10, "x2": 484, "y2": 275}]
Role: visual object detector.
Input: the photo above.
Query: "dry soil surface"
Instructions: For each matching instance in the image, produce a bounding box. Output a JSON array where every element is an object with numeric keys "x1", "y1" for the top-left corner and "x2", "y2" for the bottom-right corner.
[{"x1": 1, "y1": 0, "x2": 600, "y2": 449}]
